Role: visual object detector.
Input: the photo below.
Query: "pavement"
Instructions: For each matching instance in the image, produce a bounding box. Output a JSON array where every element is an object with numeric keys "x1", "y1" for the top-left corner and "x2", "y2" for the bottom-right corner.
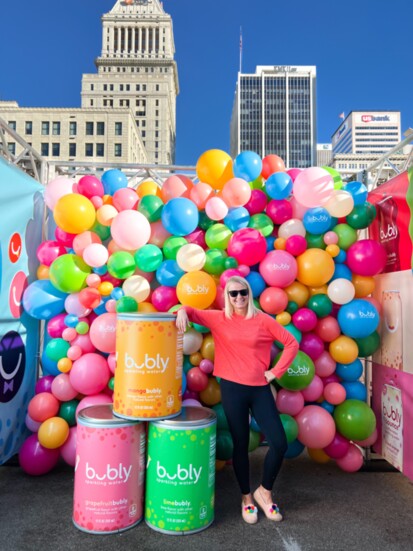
[{"x1": 1, "y1": 447, "x2": 412, "y2": 551}]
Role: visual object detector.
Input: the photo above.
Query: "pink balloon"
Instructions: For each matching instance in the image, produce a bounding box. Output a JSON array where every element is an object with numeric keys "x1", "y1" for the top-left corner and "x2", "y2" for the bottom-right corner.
[
  {"x1": 296, "y1": 405, "x2": 336, "y2": 448},
  {"x1": 292, "y1": 308, "x2": 318, "y2": 332},
  {"x1": 322, "y1": 374, "x2": 340, "y2": 385},
  {"x1": 301, "y1": 375, "x2": 324, "y2": 402},
  {"x1": 71, "y1": 333, "x2": 96, "y2": 354},
  {"x1": 276, "y1": 389, "x2": 305, "y2": 416},
  {"x1": 51, "y1": 373, "x2": 78, "y2": 402},
  {"x1": 227, "y1": 228, "x2": 267, "y2": 266},
  {"x1": 259, "y1": 250, "x2": 298, "y2": 287},
  {"x1": 65, "y1": 293, "x2": 91, "y2": 318},
  {"x1": 346, "y1": 239, "x2": 387, "y2": 276},
  {"x1": 314, "y1": 351, "x2": 337, "y2": 377},
  {"x1": 19, "y1": 434, "x2": 60, "y2": 475},
  {"x1": 289, "y1": 196, "x2": 309, "y2": 219},
  {"x1": 162, "y1": 175, "x2": 193, "y2": 202},
  {"x1": 77, "y1": 175, "x2": 104, "y2": 198},
  {"x1": 111, "y1": 210, "x2": 151, "y2": 250},
  {"x1": 149, "y1": 220, "x2": 171, "y2": 247},
  {"x1": 354, "y1": 427, "x2": 378, "y2": 448},
  {"x1": 323, "y1": 432, "x2": 350, "y2": 459},
  {"x1": 219, "y1": 268, "x2": 243, "y2": 288},
  {"x1": 54, "y1": 227, "x2": 75, "y2": 248},
  {"x1": 70, "y1": 353, "x2": 110, "y2": 395},
  {"x1": 237, "y1": 264, "x2": 251, "y2": 277},
  {"x1": 60, "y1": 426, "x2": 78, "y2": 466},
  {"x1": 112, "y1": 188, "x2": 139, "y2": 211},
  {"x1": 90, "y1": 196, "x2": 103, "y2": 209},
  {"x1": 107, "y1": 353, "x2": 117, "y2": 375},
  {"x1": 244, "y1": 190, "x2": 267, "y2": 215},
  {"x1": 72, "y1": 231, "x2": 101, "y2": 257},
  {"x1": 76, "y1": 393, "x2": 113, "y2": 417},
  {"x1": 67, "y1": 345, "x2": 83, "y2": 361},
  {"x1": 285, "y1": 235, "x2": 307, "y2": 256},
  {"x1": 259, "y1": 287, "x2": 288, "y2": 315},
  {"x1": 205, "y1": 196, "x2": 228, "y2": 221},
  {"x1": 266, "y1": 199, "x2": 293, "y2": 225},
  {"x1": 89, "y1": 313, "x2": 117, "y2": 353},
  {"x1": 83, "y1": 243, "x2": 109, "y2": 268},
  {"x1": 324, "y1": 382, "x2": 346, "y2": 405},
  {"x1": 286, "y1": 168, "x2": 302, "y2": 182},
  {"x1": 151, "y1": 285, "x2": 178, "y2": 312},
  {"x1": 199, "y1": 359, "x2": 214, "y2": 374},
  {"x1": 37, "y1": 240, "x2": 67, "y2": 266},
  {"x1": 190, "y1": 182, "x2": 214, "y2": 209},
  {"x1": 222, "y1": 178, "x2": 252, "y2": 208},
  {"x1": 182, "y1": 399, "x2": 203, "y2": 407},
  {"x1": 47, "y1": 314, "x2": 67, "y2": 339},
  {"x1": 44, "y1": 176, "x2": 74, "y2": 210},
  {"x1": 62, "y1": 327, "x2": 77, "y2": 342},
  {"x1": 336, "y1": 443, "x2": 364, "y2": 472},
  {"x1": 324, "y1": 231, "x2": 339, "y2": 245},
  {"x1": 185, "y1": 229, "x2": 207, "y2": 249},
  {"x1": 314, "y1": 316, "x2": 341, "y2": 342},
  {"x1": 299, "y1": 333, "x2": 325, "y2": 361},
  {"x1": 293, "y1": 167, "x2": 334, "y2": 208}
]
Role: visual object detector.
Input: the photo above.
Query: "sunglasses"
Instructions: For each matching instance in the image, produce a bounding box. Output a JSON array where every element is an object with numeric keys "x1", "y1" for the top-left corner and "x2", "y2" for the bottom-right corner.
[{"x1": 228, "y1": 289, "x2": 249, "y2": 298}]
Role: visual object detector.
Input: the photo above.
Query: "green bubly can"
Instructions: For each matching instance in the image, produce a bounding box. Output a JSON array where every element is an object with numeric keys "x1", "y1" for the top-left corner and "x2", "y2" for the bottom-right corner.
[{"x1": 145, "y1": 406, "x2": 217, "y2": 535}]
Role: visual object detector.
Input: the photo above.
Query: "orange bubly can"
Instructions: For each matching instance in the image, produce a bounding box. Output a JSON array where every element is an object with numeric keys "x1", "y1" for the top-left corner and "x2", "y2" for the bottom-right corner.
[{"x1": 114, "y1": 313, "x2": 183, "y2": 420}]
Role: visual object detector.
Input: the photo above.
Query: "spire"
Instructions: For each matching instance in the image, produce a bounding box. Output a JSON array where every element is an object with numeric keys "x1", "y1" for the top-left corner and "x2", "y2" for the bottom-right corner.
[{"x1": 109, "y1": 0, "x2": 165, "y2": 16}]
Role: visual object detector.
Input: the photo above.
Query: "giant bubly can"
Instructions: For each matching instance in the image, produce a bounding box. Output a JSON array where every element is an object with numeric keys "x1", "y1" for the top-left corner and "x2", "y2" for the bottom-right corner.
[
  {"x1": 73, "y1": 405, "x2": 145, "y2": 534},
  {"x1": 145, "y1": 406, "x2": 217, "y2": 535},
  {"x1": 114, "y1": 313, "x2": 183, "y2": 420}
]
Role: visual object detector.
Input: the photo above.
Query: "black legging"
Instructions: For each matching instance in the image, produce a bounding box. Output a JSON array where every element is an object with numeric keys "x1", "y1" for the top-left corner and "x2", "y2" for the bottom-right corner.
[{"x1": 220, "y1": 379, "x2": 288, "y2": 495}]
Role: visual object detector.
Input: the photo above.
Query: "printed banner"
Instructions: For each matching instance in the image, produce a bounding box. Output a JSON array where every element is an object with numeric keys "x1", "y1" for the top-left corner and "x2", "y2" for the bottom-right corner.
[{"x1": 0, "y1": 158, "x2": 44, "y2": 464}]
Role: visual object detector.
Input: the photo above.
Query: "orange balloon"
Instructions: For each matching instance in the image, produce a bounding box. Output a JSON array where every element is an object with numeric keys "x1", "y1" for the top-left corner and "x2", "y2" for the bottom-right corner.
[
  {"x1": 307, "y1": 285, "x2": 328, "y2": 297},
  {"x1": 199, "y1": 378, "x2": 221, "y2": 406},
  {"x1": 196, "y1": 149, "x2": 234, "y2": 191},
  {"x1": 352, "y1": 275, "x2": 375, "y2": 298},
  {"x1": 138, "y1": 301, "x2": 157, "y2": 313},
  {"x1": 96, "y1": 204, "x2": 118, "y2": 226},
  {"x1": 176, "y1": 271, "x2": 217, "y2": 309},
  {"x1": 308, "y1": 447, "x2": 331, "y2": 464},
  {"x1": 201, "y1": 334, "x2": 215, "y2": 361},
  {"x1": 189, "y1": 352, "x2": 203, "y2": 366},
  {"x1": 329, "y1": 336, "x2": 359, "y2": 364},
  {"x1": 296, "y1": 249, "x2": 335, "y2": 287},
  {"x1": 274, "y1": 237, "x2": 287, "y2": 250},
  {"x1": 284, "y1": 281, "x2": 310, "y2": 307},
  {"x1": 137, "y1": 180, "x2": 161, "y2": 198},
  {"x1": 57, "y1": 358, "x2": 73, "y2": 373},
  {"x1": 221, "y1": 178, "x2": 251, "y2": 208},
  {"x1": 325, "y1": 244, "x2": 340, "y2": 258},
  {"x1": 38, "y1": 417, "x2": 70, "y2": 449},
  {"x1": 37, "y1": 264, "x2": 50, "y2": 280},
  {"x1": 102, "y1": 195, "x2": 114, "y2": 205}
]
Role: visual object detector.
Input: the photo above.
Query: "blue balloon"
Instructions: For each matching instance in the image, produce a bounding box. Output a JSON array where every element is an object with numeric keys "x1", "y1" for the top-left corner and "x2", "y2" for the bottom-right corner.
[
  {"x1": 22, "y1": 280, "x2": 67, "y2": 320},
  {"x1": 101, "y1": 169, "x2": 128, "y2": 195},
  {"x1": 265, "y1": 172, "x2": 293, "y2": 200},
  {"x1": 265, "y1": 236, "x2": 276, "y2": 252},
  {"x1": 93, "y1": 265, "x2": 108, "y2": 275},
  {"x1": 343, "y1": 181, "x2": 368, "y2": 205},
  {"x1": 303, "y1": 207, "x2": 332, "y2": 234},
  {"x1": 246, "y1": 271, "x2": 266, "y2": 298},
  {"x1": 111, "y1": 287, "x2": 124, "y2": 300},
  {"x1": 338, "y1": 299, "x2": 379, "y2": 338},
  {"x1": 334, "y1": 250, "x2": 347, "y2": 264},
  {"x1": 41, "y1": 349, "x2": 60, "y2": 377},
  {"x1": 319, "y1": 400, "x2": 335, "y2": 414},
  {"x1": 330, "y1": 263, "x2": 352, "y2": 281},
  {"x1": 156, "y1": 260, "x2": 185, "y2": 287},
  {"x1": 161, "y1": 197, "x2": 199, "y2": 236},
  {"x1": 284, "y1": 439, "x2": 305, "y2": 458},
  {"x1": 64, "y1": 314, "x2": 79, "y2": 328},
  {"x1": 342, "y1": 381, "x2": 367, "y2": 401},
  {"x1": 94, "y1": 295, "x2": 110, "y2": 315},
  {"x1": 250, "y1": 416, "x2": 261, "y2": 433},
  {"x1": 233, "y1": 151, "x2": 262, "y2": 181},
  {"x1": 182, "y1": 371, "x2": 187, "y2": 395},
  {"x1": 224, "y1": 207, "x2": 250, "y2": 232},
  {"x1": 336, "y1": 359, "x2": 363, "y2": 381}
]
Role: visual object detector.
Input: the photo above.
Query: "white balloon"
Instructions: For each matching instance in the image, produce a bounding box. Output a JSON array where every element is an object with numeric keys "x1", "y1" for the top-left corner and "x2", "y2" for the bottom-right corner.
[
  {"x1": 327, "y1": 278, "x2": 355, "y2": 305},
  {"x1": 183, "y1": 327, "x2": 203, "y2": 355},
  {"x1": 278, "y1": 218, "x2": 306, "y2": 239},
  {"x1": 176, "y1": 244, "x2": 206, "y2": 272}
]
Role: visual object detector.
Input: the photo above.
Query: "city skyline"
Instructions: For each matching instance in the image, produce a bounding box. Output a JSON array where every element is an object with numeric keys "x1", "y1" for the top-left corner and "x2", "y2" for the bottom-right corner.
[{"x1": 2, "y1": 0, "x2": 412, "y2": 166}]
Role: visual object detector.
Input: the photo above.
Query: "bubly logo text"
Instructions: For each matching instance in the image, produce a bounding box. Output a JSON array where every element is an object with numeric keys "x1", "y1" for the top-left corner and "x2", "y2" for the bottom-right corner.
[
  {"x1": 86, "y1": 462, "x2": 132, "y2": 482},
  {"x1": 185, "y1": 285, "x2": 209, "y2": 295},
  {"x1": 268, "y1": 263, "x2": 290, "y2": 271},
  {"x1": 383, "y1": 405, "x2": 402, "y2": 429},
  {"x1": 287, "y1": 366, "x2": 310, "y2": 376},
  {"x1": 125, "y1": 352, "x2": 169, "y2": 373},
  {"x1": 380, "y1": 223, "x2": 398, "y2": 241},
  {"x1": 156, "y1": 461, "x2": 202, "y2": 484}
]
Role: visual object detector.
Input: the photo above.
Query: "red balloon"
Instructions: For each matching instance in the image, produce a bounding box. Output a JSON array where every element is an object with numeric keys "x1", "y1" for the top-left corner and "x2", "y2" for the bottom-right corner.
[
  {"x1": 186, "y1": 367, "x2": 209, "y2": 392},
  {"x1": 261, "y1": 155, "x2": 286, "y2": 179}
]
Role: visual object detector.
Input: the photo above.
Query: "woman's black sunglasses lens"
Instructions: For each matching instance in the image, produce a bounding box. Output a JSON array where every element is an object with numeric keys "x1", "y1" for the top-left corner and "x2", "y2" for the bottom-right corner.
[{"x1": 228, "y1": 289, "x2": 249, "y2": 297}]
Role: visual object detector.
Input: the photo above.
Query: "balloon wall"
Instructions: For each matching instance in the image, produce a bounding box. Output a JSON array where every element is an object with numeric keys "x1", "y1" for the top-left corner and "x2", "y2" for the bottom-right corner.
[{"x1": 20, "y1": 151, "x2": 384, "y2": 475}]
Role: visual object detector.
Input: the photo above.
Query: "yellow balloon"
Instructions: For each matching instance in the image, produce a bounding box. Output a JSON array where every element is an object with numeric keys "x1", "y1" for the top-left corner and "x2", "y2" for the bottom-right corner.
[
  {"x1": 352, "y1": 274, "x2": 375, "y2": 298},
  {"x1": 325, "y1": 244, "x2": 340, "y2": 258},
  {"x1": 176, "y1": 271, "x2": 216, "y2": 309},
  {"x1": 201, "y1": 334, "x2": 215, "y2": 361},
  {"x1": 307, "y1": 285, "x2": 328, "y2": 297},
  {"x1": 54, "y1": 194, "x2": 96, "y2": 234},
  {"x1": 308, "y1": 447, "x2": 331, "y2": 464},
  {"x1": 275, "y1": 312, "x2": 291, "y2": 326},
  {"x1": 189, "y1": 352, "x2": 203, "y2": 366},
  {"x1": 57, "y1": 358, "x2": 73, "y2": 373},
  {"x1": 274, "y1": 237, "x2": 287, "y2": 250},
  {"x1": 196, "y1": 149, "x2": 234, "y2": 191},
  {"x1": 296, "y1": 249, "x2": 335, "y2": 287},
  {"x1": 38, "y1": 417, "x2": 70, "y2": 449},
  {"x1": 138, "y1": 301, "x2": 158, "y2": 313},
  {"x1": 137, "y1": 180, "x2": 161, "y2": 198},
  {"x1": 284, "y1": 281, "x2": 310, "y2": 307},
  {"x1": 329, "y1": 335, "x2": 359, "y2": 364},
  {"x1": 199, "y1": 378, "x2": 221, "y2": 406}
]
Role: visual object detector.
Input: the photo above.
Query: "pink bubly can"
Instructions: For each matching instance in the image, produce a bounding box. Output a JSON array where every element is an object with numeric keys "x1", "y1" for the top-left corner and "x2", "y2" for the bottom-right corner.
[{"x1": 73, "y1": 405, "x2": 146, "y2": 534}]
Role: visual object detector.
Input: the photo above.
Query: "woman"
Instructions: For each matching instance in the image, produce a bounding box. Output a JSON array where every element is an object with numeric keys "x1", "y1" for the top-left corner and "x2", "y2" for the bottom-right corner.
[{"x1": 176, "y1": 275, "x2": 299, "y2": 524}]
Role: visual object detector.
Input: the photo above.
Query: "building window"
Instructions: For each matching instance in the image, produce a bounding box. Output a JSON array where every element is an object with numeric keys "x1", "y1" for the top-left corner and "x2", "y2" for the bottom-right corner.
[
  {"x1": 69, "y1": 143, "x2": 76, "y2": 157},
  {"x1": 96, "y1": 122, "x2": 105, "y2": 135},
  {"x1": 69, "y1": 122, "x2": 77, "y2": 136},
  {"x1": 41, "y1": 122, "x2": 50, "y2": 135},
  {"x1": 8, "y1": 121, "x2": 16, "y2": 131},
  {"x1": 25, "y1": 121, "x2": 33, "y2": 135},
  {"x1": 120, "y1": 84, "x2": 124, "y2": 91},
  {"x1": 136, "y1": 84, "x2": 140, "y2": 91},
  {"x1": 156, "y1": 85, "x2": 159, "y2": 92},
  {"x1": 7, "y1": 143, "x2": 16, "y2": 155},
  {"x1": 143, "y1": 85, "x2": 147, "y2": 91},
  {"x1": 85, "y1": 143, "x2": 93, "y2": 157},
  {"x1": 96, "y1": 143, "x2": 105, "y2": 157},
  {"x1": 86, "y1": 122, "x2": 94, "y2": 135},
  {"x1": 91, "y1": 84, "x2": 94, "y2": 91},
  {"x1": 114, "y1": 143, "x2": 122, "y2": 157},
  {"x1": 104, "y1": 84, "x2": 108, "y2": 91},
  {"x1": 90, "y1": 100, "x2": 94, "y2": 107},
  {"x1": 41, "y1": 143, "x2": 49, "y2": 156},
  {"x1": 110, "y1": 84, "x2": 114, "y2": 91},
  {"x1": 52, "y1": 122, "x2": 61, "y2": 135},
  {"x1": 115, "y1": 122, "x2": 123, "y2": 136},
  {"x1": 142, "y1": 131, "x2": 146, "y2": 137},
  {"x1": 52, "y1": 143, "x2": 60, "y2": 157}
]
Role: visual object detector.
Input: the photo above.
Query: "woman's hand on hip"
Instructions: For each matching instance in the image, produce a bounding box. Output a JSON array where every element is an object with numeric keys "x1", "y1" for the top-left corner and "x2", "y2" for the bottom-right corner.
[
  {"x1": 176, "y1": 309, "x2": 190, "y2": 333},
  {"x1": 264, "y1": 370, "x2": 276, "y2": 383}
]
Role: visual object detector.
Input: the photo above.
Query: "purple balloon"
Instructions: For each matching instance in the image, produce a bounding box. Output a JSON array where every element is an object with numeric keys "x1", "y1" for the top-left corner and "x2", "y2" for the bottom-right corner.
[
  {"x1": 299, "y1": 332, "x2": 325, "y2": 360},
  {"x1": 182, "y1": 399, "x2": 202, "y2": 408},
  {"x1": 35, "y1": 375, "x2": 55, "y2": 394},
  {"x1": 19, "y1": 434, "x2": 60, "y2": 476},
  {"x1": 182, "y1": 389, "x2": 199, "y2": 401},
  {"x1": 324, "y1": 432, "x2": 350, "y2": 459}
]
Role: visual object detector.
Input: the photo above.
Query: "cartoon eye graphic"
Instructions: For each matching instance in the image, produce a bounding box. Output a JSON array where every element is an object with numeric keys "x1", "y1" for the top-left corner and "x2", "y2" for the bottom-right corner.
[{"x1": 0, "y1": 331, "x2": 26, "y2": 403}]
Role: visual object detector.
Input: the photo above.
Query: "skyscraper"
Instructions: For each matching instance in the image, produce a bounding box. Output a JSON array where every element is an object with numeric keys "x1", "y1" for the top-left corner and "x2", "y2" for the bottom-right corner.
[{"x1": 230, "y1": 65, "x2": 317, "y2": 168}]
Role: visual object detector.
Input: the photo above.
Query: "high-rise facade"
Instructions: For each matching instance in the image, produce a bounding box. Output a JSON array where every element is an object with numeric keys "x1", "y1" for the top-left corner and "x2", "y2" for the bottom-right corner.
[
  {"x1": 230, "y1": 65, "x2": 317, "y2": 168},
  {"x1": 0, "y1": 0, "x2": 178, "y2": 166},
  {"x1": 332, "y1": 111, "x2": 401, "y2": 156}
]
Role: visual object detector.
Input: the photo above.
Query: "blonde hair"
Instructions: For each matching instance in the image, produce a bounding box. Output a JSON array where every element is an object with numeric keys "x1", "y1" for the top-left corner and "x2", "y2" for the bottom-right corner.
[{"x1": 224, "y1": 276, "x2": 259, "y2": 319}]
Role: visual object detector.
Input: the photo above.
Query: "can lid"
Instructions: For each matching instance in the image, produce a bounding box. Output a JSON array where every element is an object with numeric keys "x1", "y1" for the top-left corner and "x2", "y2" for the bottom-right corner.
[
  {"x1": 77, "y1": 404, "x2": 141, "y2": 426},
  {"x1": 117, "y1": 312, "x2": 176, "y2": 322},
  {"x1": 151, "y1": 406, "x2": 216, "y2": 428}
]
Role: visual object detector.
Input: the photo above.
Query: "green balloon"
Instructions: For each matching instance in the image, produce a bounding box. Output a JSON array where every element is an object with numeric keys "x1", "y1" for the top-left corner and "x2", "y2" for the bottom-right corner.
[
  {"x1": 248, "y1": 214, "x2": 274, "y2": 237},
  {"x1": 192, "y1": 322, "x2": 210, "y2": 333},
  {"x1": 76, "y1": 321, "x2": 89, "y2": 335},
  {"x1": 183, "y1": 355, "x2": 193, "y2": 374},
  {"x1": 91, "y1": 221, "x2": 111, "y2": 241},
  {"x1": 137, "y1": 195, "x2": 164, "y2": 222},
  {"x1": 224, "y1": 257, "x2": 238, "y2": 270},
  {"x1": 253, "y1": 298, "x2": 262, "y2": 310},
  {"x1": 216, "y1": 430, "x2": 234, "y2": 461},
  {"x1": 107, "y1": 251, "x2": 136, "y2": 279},
  {"x1": 212, "y1": 403, "x2": 229, "y2": 431},
  {"x1": 163, "y1": 236, "x2": 187, "y2": 260},
  {"x1": 248, "y1": 429, "x2": 261, "y2": 452},
  {"x1": 204, "y1": 248, "x2": 227, "y2": 275},
  {"x1": 332, "y1": 223, "x2": 357, "y2": 250},
  {"x1": 116, "y1": 296, "x2": 138, "y2": 313},
  {"x1": 49, "y1": 254, "x2": 91, "y2": 293},
  {"x1": 135, "y1": 244, "x2": 163, "y2": 272},
  {"x1": 323, "y1": 166, "x2": 343, "y2": 190},
  {"x1": 354, "y1": 331, "x2": 381, "y2": 357},
  {"x1": 346, "y1": 202, "x2": 376, "y2": 230},
  {"x1": 280, "y1": 414, "x2": 299, "y2": 444},
  {"x1": 334, "y1": 399, "x2": 376, "y2": 441},
  {"x1": 205, "y1": 223, "x2": 232, "y2": 250},
  {"x1": 59, "y1": 400, "x2": 79, "y2": 427},
  {"x1": 307, "y1": 294, "x2": 332, "y2": 317},
  {"x1": 306, "y1": 233, "x2": 326, "y2": 249},
  {"x1": 250, "y1": 176, "x2": 264, "y2": 190},
  {"x1": 45, "y1": 338, "x2": 70, "y2": 362},
  {"x1": 275, "y1": 323, "x2": 302, "y2": 348},
  {"x1": 286, "y1": 301, "x2": 299, "y2": 315},
  {"x1": 108, "y1": 377, "x2": 115, "y2": 391},
  {"x1": 275, "y1": 350, "x2": 314, "y2": 391},
  {"x1": 198, "y1": 210, "x2": 215, "y2": 230}
]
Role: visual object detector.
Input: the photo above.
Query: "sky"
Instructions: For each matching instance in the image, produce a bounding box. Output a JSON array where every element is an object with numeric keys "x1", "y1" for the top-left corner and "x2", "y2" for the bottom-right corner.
[{"x1": 1, "y1": 0, "x2": 413, "y2": 166}]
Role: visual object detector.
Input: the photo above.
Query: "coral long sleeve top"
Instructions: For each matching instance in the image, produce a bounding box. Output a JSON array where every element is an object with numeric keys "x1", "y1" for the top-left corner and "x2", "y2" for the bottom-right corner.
[{"x1": 182, "y1": 307, "x2": 299, "y2": 386}]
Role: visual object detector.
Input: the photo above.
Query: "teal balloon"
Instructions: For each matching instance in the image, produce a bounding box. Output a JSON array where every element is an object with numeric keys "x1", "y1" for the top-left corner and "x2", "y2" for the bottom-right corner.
[
  {"x1": 286, "y1": 301, "x2": 299, "y2": 315},
  {"x1": 334, "y1": 399, "x2": 376, "y2": 441},
  {"x1": 183, "y1": 355, "x2": 193, "y2": 374},
  {"x1": 45, "y1": 338, "x2": 70, "y2": 362},
  {"x1": 275, "y1": 323, "x2": 302, "y2": 348},
  {"x1": 91, "y1": 221, "x2": 111, "y2": 241},
  {"x1": 134, "y1": 244, "x2": 163, "y2": 272},
  {"x1": 354, "y1": 331, "x2": 381, "y2": 357},
  {"x1": 346, "y1": 202, "x2": 376, "y2": 230},
  {"x1": 192, "y1": 322, "x2": 210, "y2": 333},
  {"x1": 59, "y1": 400, "x2": 79, "y2": 426},
  {"x1": 248, "y1": 429, "x2": 261, "y2": 452},
  {"x1": 216, "y1": 430, "x2": 233, "y2": 461},
  {"x1": 198, "y1": 210, "x2": 215, "y2": 230},
  {"x1": 212, "y1": 403, "x2": 229, "y2": 431},
  {"x1": 280, "y1": 414, "x2": 299, "y2": 443},
  {"x1": 137, "y1": 194, "x2": 164, "y2": 222},
  {"x1": 275, "y1": 350, "x2": 314, "y2": 391},
  {"x1": 284, "y1": 439, "x2": 305, "y2": 458},
  {"x1": 306, "y1": 294, "x2": 333, "y2": 317}
]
